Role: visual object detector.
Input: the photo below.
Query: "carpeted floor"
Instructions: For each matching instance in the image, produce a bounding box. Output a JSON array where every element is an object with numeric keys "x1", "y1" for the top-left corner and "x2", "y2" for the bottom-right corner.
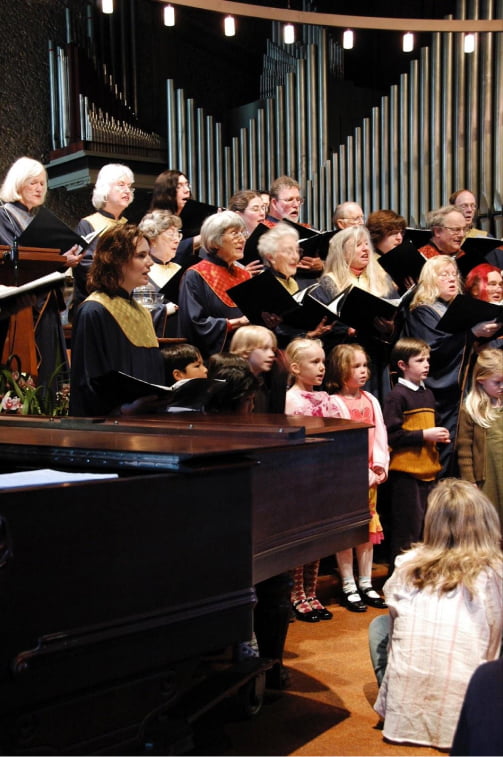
[{"x1": 190, "y1": 564, "x2": 444, "y2": 757}]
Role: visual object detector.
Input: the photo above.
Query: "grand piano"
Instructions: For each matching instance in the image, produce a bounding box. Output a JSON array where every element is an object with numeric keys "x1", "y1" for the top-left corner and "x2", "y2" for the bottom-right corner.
[{"x1": 0, "y1": 412, "x2": 370, "y2": 754}]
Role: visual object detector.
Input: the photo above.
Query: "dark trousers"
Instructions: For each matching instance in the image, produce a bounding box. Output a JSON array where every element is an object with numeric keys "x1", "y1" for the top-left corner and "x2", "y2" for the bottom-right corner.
[{"x1": 389, "y1": 471, "x2": 434, "y2": 571}]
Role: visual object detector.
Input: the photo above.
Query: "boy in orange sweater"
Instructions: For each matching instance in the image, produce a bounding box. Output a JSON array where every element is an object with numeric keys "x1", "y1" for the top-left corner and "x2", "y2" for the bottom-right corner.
[{"x1": 383, "y1": 338, "x2": 450, "y2": 570}]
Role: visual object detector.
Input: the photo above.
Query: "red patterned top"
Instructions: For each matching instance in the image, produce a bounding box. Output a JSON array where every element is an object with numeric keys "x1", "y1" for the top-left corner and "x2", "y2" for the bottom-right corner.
[{"x1": 193, "y1": 258, "x2": 251, "y2": 307}]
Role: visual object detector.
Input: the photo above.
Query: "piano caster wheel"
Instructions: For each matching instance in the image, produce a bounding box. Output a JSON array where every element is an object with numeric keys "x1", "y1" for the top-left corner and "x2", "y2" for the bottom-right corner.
[{"x1": 237, "y1": 672, "x2": 265, "y2": 718}]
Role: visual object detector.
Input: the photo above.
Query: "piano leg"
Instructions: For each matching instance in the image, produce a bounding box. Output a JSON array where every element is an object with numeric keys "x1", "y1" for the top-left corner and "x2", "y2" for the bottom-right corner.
[{"x1": 254, "y1": 572, "x2": 292, "y2": 689}]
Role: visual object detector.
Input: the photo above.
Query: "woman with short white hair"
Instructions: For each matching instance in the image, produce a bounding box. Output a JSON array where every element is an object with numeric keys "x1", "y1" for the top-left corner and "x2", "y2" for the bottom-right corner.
[
  {"x1": 72, "y1": 163, "x2": 135, "y2": 315},
  {"x1": 177, "y1": 210, "x2": 251, "y2": 357},
  {"x1": 0, "y1": 156, "x2": 82, "y2": 402}
]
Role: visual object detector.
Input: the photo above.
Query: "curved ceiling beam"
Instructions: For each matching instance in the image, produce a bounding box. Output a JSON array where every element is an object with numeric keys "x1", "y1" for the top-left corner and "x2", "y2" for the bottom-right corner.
[{"x1": 158, "y1": 0, "x2": 503, "y2": 32}]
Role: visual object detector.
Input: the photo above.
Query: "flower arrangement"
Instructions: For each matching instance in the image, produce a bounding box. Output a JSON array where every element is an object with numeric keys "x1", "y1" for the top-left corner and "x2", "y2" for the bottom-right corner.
[{"x1": 0, "y1": 355, "x2": 70, "y2": 416}]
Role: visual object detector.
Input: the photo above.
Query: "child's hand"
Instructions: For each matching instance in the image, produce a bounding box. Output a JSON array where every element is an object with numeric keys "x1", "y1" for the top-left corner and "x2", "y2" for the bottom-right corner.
[
  {"x1": 372, "y1": 465, "x2": 387, "y2": 484},
  {"x1": 423, "y1": 427, "x2": 450, "y2": 443}
]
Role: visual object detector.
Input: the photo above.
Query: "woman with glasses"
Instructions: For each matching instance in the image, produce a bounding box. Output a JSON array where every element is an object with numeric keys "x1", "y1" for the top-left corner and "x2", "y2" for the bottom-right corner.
[
  {"x1": 72, "y1": 163, "x2": 135, "y2": 317},
  {"x1": 177, "y1": 211, "x2": 251, "y2": 358},
  {"x1": 403, "y1": 256, "x2": 500, "y2": 475},
  {"x1": 149, "y1": 169, "x2": 202, "y2": 270},
  {"x1": 137, "y1": 210, "x2": 182, "y2": 337}
]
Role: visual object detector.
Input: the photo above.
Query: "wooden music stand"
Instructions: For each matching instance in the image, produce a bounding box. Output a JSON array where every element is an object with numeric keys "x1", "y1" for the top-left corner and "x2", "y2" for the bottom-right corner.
[{"x1": 0, "y1": 245, "x2": 64, "y2": 377}]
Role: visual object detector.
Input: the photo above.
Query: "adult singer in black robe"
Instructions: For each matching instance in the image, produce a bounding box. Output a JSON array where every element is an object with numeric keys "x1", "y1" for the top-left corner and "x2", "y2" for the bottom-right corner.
[
  {"x1": 0, "y1": 157, "x2": 81, "y2": 400},
  {"x1": 70, "y1": 225, "x2": 165, "y2": 417}
]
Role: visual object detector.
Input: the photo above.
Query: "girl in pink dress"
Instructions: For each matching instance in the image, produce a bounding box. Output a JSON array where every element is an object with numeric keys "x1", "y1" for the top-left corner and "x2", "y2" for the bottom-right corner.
[
  {"x1": 284, "y1": 338, "x2": 333, "y2": 622},
  {"x1": 326, "y1": 343, "x2": 389, "y2": 612}
]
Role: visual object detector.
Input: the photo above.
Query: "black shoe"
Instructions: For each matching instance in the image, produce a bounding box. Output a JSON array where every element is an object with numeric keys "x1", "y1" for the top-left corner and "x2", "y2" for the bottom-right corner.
[
  {"x1": 292, "y1": 599, "x2": 320, "y2": 622},
  {"x1": 359, "y1": 586, "x2": 388, "y2": 609},
  {"x1": 341, "y1": 589, "x2": 367, "y2": 613},
  {"x1": 306, "y1": 597, "x2": 333, "y2": 620}
]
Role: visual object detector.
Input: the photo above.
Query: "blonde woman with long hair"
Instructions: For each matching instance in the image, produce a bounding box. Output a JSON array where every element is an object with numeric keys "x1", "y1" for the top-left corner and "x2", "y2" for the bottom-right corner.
[
  {"x1": 403, "y1": 256, "x2": 500, "y2": 475},
  {"x1": 370, "y1": 478, "x2": 503, "y2": 750},
  {"x1": 457, "y1": 348, "x2": 503, "y2": 525}
]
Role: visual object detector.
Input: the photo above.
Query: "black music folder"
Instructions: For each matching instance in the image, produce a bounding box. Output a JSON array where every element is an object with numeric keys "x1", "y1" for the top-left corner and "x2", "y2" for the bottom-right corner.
[
  {"x1": 91, "y1": 372, "x2": 222, "y2": 409},
  {"x1": 402, "y1": 227, "x2": 431, "y2": 249},
  {"x1": 227, "y1": 269, "x2": 339, "y2": 330},
  {"x1": 330, "y1": 285, "x2": 401, "y2": 333},
  {"x1": 435, "y1": 294, "x2": 503, "y2": 334},
  {"x1": 158, "y1": 267, "x2": 184, "y2": 303},
  {"x1": 456, "y1": 237, "x2": 503, "y2": 278},
  {"x1": 242, "y1": 222, "x2": 269, "y2": 265},
  {"x1": 179, "y1": 199, "x2": 219, "y2": 238},
  {"x1": 377, "y1": 240, "x2": 426, "y2": 293},
  {"x1": 281, "y1": 219, "x2": 337, "y2": 261},
  {"x1": 16, "y1": 206, "x2": 87, "y2": 252}
]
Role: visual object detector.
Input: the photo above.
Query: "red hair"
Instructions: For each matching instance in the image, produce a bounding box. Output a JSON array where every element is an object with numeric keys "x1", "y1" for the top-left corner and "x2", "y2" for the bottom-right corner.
[{"x1": 464, "y1": 263, "x2": 502, "y2": 302}]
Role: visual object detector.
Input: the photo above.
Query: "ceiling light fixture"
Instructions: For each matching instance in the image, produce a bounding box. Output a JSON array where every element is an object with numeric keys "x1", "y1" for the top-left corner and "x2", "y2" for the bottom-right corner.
[
  {"x1": 284, "y1": 23, "x2": 295, "y2": 44},
  {"x1": 343, "y1": 29, "x2": 354, "y2": 49},
  {"x1": 101, "y1": 0, "x2": 114, "y2": 13},
  {"x1": 402, "y1": 32, "x2": 414, "y2": 52},
  {"x1": 224, "y1": 15, "x2": 236, "y2": 36},
  {"x1": 163, "y1": 4, "x2": 175, "y2": 26},
  {"x1": 463, "y1": 32, "x2": 475, "y2": 53}
]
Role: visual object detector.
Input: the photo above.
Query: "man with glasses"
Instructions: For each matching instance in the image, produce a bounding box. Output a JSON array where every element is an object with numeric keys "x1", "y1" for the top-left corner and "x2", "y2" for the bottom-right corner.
[
  {"x1": 265, "y1": 175, "x2": 324, "y2": 280},
  {"x1": 332, "y1": 202, "x2": 365, "y2": 230},
  {"x1": 418, "y1": 206, "x2": 468, "y2": 260},
  {"x1": 449, "y1": 189, "x2": 489, "y2": 239}
]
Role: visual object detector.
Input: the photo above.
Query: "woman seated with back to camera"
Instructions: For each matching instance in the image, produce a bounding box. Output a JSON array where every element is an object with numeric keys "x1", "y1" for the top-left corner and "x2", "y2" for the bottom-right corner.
[
  {"x1": 70, "y1": 224, "x2": 165, "y2": 417},
  {"x1": 177, "y1": 210, "x2": 251, "y2": 359},
  {"x1": 369, "y1": 478, "x2": 503, "y2": 751}
]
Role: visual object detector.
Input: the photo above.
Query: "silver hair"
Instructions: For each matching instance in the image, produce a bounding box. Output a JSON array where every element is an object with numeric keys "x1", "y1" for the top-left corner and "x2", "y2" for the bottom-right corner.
[
  {"x1": 92, "y1": 163, "x2": 134, "y2": 210},
  {"x1": 256, "y1": 222, "x2": 299, "y2": 265},
  {"x1": 138, "y1": 209, "x2": 181, "y2": 239},
  {"x1": 200, "y1": 210, "x2": 246, "y2": 254},
  {"x1": 0, "y1": 157, "x2": 47, "y2": 203}
]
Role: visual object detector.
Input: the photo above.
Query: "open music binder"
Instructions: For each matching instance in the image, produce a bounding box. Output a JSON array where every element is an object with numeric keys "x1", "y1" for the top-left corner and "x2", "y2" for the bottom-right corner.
[
  {"x1": 227, "y1": 269, "x2": 340, "y2": 330},
  {"x1": 456, "y1": 237, "x2": 503, "y2": 278},
  {"x1": 377, "y1": 240, "x2": 426, "y2": 293},
  {"x1": 179, "y1": 199, "x2": 219, "y2": 238},
  {"x1": 16, "y1": 207, "x2": 87, "y2": 252},
  {"x1": 282, "y1": 219, "x2": 336, "y2": 260},
  {"x1": 329, "y1": 285, "x2": 405, "y2": 333},
  {"x1": 91, "y1": 372, "x2": 223, "y2": 409},
  {"x1": 435, "y1": 294, "x2": 503, "y2": 334},
  {"x1": 0, "y1": 270, "x2": 67, "y2": 307}
]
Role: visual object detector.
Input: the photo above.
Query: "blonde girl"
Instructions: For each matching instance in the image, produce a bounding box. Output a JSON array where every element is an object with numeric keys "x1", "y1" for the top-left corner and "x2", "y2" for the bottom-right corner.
[
  {"x1": 284, "y1": 338, "x2": 333, "y2": 621},
  {"x1": 326, "y1": 343, "x2": 389, "y2": 612},
  {"x1": 371, "y1": 478, "x2": 503, "y2": 749},
  {"x1": 457, "y1": 348, "x2": 503, "y2": 526},
  {"x1": 230, "y1": 325, "x2": 288, "y2": 412}
]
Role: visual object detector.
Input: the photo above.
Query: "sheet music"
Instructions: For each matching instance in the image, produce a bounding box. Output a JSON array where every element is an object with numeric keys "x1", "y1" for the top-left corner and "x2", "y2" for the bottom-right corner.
[{"x1": 0, "y1": 468, "x2": 119, "y2": 489}]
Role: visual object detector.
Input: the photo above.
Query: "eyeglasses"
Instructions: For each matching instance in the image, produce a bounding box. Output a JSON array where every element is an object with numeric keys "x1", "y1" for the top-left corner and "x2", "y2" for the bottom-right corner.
[
  {"x1": 177, "y1": 182, "x2": 191, "y2": 191},
  {"x1": 456, "y1": 203, "x2": 477, "y2": 210},
  {"x1": 225, "y1": 229, "x2": 249, "y2": 240},
  {"x1": 341, "y1": 215, "x2": 365, "y2": 223},
  {"x1": 441, "y1": 226, "x2": 467, "y2": 234},
  {"x1": 162, "y1": 229, "x2": 183, "y2": 240},
  {"x1": 277, "y1": 196, "x2": 304, "y2": 205},
  {"x1": 114, "y1": 182, "x2": 134, "y2": 193},
  {"x1": 438, "y1": 271, "x2": 458, "y2": 280}
]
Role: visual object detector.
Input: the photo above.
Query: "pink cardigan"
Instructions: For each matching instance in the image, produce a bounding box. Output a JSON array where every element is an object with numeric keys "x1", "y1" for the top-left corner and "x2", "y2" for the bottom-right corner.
[{"x1": 329, "y1": 391, "x2": 390, "y2": 487}]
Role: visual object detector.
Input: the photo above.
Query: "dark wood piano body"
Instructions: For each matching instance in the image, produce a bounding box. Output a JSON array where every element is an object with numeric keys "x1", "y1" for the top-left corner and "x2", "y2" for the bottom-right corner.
[{"x1": 0, "y1": 413, "x2": 369, "y2": 753}]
